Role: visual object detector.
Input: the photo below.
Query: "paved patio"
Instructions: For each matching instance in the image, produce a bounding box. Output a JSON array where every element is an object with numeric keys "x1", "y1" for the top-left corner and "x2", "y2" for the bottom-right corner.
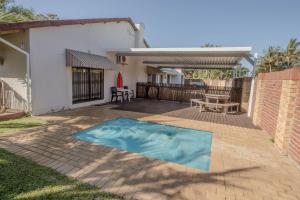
[
  {"x1": 112, "y1": 99, "x2": 257, "y2": 129},
  {"x1": 0, "y1": 100, "x2": 300, "y2": 200}
]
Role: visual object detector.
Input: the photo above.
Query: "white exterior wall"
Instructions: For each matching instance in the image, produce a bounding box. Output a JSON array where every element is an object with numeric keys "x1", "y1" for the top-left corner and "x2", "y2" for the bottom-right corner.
[
  {"x1": 170, "y1": 74, "x2": 182, "y2": 84},
  {"x1": 0, "y1": 31, "x2": 29, "y2": 102},
  {"x1": 29, "y1": 22, "x2": 147, "y2": 115}
]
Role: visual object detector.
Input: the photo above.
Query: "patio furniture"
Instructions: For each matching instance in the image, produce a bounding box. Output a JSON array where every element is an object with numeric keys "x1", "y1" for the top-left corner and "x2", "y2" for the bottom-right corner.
[
  {"x1": 190, "y1": 99, "x2": 203, "y2": 107},
  {"x1": 117, "y1": 87, "x2": 132, "y2": 102},
  {"x1": 222, "y1": 102, "x2": 240, "y2": 114},
  {"x1": 124, "y1": 86, "x2": 134, "y2": 100},
  {"x1": 111, "y1": 87, "x2": 123, "y2": 102},
  {"x1": 205, "y1": 94, "x2": 230, "y2": 104},
  {"x1": 192, "y1": 100, "x2": 240, "y2": 114}
]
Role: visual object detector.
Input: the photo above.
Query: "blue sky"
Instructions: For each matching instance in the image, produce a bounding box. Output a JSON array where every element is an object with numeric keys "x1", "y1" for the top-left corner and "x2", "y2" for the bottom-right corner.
[{"x1": 14, "y1": 0, "x2": 300, "y2": 57}]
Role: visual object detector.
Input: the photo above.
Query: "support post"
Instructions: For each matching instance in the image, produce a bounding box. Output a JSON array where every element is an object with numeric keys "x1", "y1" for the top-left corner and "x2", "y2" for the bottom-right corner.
[{"x1": 247, "y1": 53, "x2": 258, "y2": 117}]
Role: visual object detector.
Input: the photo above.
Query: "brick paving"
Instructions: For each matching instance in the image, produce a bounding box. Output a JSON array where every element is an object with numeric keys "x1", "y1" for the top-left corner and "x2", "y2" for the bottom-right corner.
[{"x1": 0, "y1": 101, "x2": 300, "y2": 200}]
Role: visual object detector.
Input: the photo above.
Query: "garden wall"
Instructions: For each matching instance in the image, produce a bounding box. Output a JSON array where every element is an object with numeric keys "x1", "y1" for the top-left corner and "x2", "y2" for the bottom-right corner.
[
  {"x1": 289, "y1": 80, "x2": 300, "y2": 165},
  {"x1": 252, "y1": 67, "x2": 300, "y2": 166}
]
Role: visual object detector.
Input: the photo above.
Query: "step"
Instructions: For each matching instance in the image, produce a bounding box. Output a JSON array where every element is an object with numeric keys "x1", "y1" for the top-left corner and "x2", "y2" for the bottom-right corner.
[{"x1": 0, "y1": 110, "x2": 26, "y2": 121}]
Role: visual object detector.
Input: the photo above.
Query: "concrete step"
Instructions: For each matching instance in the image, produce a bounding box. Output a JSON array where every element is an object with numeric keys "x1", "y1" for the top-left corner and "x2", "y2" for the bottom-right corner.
[{"x1": 0, "y1": 110, "x2": 26, "y2": 121}]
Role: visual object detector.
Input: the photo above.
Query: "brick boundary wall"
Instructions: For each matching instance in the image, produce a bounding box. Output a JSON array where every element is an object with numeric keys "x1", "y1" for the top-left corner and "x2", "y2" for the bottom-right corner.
[
  {"x1": 289, "y1": 80, "x2": 300, "y2": 165},
  {"x1": 252, "y1": 67, "x2": 300, "y2": 166}
]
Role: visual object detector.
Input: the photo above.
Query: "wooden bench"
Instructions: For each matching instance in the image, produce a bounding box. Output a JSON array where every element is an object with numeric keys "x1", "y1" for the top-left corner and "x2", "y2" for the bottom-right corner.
[
  {"x1": 190, "y1": 99, "x2": 203, "y2": 107},
  {"x1": 190, "y1": 99, "x2": 239, "y2": 114},
  {"x1": 220, "y1": 102, "x2": 240, "y2": 114}
]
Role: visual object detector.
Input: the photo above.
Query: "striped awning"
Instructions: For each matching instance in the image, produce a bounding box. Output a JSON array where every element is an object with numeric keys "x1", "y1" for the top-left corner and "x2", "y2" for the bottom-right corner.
[{"x1": 66, "y1": 49, "x2": 117, "y2": 70}]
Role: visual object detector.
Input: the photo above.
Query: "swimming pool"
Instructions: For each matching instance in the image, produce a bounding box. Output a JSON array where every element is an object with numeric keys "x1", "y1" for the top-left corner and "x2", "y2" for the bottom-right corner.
[{"x1": 73, "y1": 118, "x2": 212, "y2": 171}]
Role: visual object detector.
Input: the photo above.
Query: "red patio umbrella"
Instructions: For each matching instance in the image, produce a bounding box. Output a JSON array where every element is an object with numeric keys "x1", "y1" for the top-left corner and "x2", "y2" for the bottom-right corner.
[{"x1": 117, "y1": 72, "x2": 123, "y2": 88}]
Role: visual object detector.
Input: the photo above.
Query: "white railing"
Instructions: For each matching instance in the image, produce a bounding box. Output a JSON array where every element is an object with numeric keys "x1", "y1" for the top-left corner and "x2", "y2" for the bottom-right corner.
[{"x1": 0, "y1": 80, "x2": 28, "y2": 112}]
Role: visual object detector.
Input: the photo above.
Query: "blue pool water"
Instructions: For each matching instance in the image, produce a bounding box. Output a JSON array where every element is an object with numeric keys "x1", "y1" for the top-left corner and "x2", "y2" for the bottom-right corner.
[{"x1": 73, "y1": 118, "x2": 212, "y2": 171}]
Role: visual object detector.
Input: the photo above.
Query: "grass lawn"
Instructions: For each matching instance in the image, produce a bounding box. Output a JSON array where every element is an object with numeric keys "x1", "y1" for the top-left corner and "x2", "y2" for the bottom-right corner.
[
  {"x1": 0, "y1": 148, "x2": 123, "y2": 200},
  {"x1": 0, "y1": 117, "x2": 47, "y2": 135}
]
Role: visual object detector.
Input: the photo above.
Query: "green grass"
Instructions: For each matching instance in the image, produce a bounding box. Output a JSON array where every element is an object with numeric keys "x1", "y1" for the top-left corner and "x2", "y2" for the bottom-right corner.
[
  {"x1": 0, "y1": 117, "x2": 47, "y2": 135},
  {"x1": 0, "y1": 148, "x2": 123, "y2": 200}
]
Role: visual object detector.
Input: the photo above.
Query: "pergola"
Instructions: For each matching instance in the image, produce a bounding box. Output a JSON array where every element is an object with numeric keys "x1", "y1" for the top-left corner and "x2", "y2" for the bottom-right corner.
[
  {"x1": 112, "y1": 47, "x2": 254, "y2": 70},
  {"x1": 110, "y1": 47, "x2": 257, "y2": 116}
]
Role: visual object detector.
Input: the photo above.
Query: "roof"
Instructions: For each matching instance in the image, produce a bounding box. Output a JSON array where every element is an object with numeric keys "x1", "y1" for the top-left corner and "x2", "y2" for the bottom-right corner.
[
  {"x1": 66, "y1": 49, "x2": 117, "y2": 70},
  {"x1": 0, "y1": 17, "x2": 151, "y2": 48},
  {"x1": 0, "y1": 17, "x2": 138, "y2": 33},
  {"x1": 111, "y1": 47, "x2": 253, "y2": 69},
  {"x1": 143, "y1": 39, "x2": 150, "y2": 48}
]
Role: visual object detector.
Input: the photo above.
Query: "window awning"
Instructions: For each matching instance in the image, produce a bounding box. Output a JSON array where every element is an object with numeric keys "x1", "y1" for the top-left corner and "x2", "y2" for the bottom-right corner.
[{"x1": 66, "y1": 49, "x2": 117, "y2": 70}]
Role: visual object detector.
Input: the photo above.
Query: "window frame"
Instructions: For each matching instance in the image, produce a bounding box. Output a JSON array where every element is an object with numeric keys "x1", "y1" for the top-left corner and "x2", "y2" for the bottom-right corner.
[{"x1": 72, "y1": 67, "x2": 104, "y2": 104}]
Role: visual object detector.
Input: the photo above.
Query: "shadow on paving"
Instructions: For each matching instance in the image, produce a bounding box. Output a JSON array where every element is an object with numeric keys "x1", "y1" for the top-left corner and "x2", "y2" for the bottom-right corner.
[
  {"x1": 112, "y1": 99, "x2": 258, "y2": 129},
  {"x1": 0, "y1": 148, "x2": 123, "y2": 200},
  {"x1": 0, "y1": 121, "x2": 262, "y2": 199}
]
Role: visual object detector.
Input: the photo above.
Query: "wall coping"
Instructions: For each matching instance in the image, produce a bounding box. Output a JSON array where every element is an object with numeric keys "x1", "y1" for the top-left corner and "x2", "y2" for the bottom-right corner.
[{"x1": 258, "y1": 67, "x2": 300, "y2": 81}]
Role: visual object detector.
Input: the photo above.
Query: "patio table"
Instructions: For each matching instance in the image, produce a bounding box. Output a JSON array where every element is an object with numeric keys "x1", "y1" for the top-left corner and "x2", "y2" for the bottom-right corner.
[
  {"x1": 205, "y1": 94, "x2": 230, "y2": 104},
  {"x1": 204, "y1": 94, "x2": 231, "y2": 112},
  {"x1": 117, "y1": 88, "x2": 132, "y2": 102}
]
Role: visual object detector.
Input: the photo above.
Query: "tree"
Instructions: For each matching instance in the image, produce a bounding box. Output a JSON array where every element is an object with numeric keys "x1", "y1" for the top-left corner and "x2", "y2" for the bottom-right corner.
[
  {"x1": 0, "y1": 9, "x2": 28, "y2": 22},
  {"x1": 0, "y1": 0, "x2": 58, "y2": 23},
  {"x1": 0, "y1": 0, "x2": 12, "y2": 10},
  {"x1": 182, "y1": 67, "x2": 249, "y2": 80},
  {"x1": 285, "y1": 38, "x2": 300, "y2": 67},
  {"x1": 256, "y1": 38, "x2": 300, "y2": 74},
  {"x1": 8, "y1": 5, "x2": 36, "y2": 20},
  {"x1": 257, "y1": 47, "x2": 284, "y2": 73},
  {"x1": 201, "y1": 43, "x2": 222, "y2": 47}
]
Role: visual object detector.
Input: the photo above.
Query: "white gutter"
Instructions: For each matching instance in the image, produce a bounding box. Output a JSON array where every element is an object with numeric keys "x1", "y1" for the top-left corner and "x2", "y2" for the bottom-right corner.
[{"x1": 0, "y1": 37, "x2": 31, "y2": 113}]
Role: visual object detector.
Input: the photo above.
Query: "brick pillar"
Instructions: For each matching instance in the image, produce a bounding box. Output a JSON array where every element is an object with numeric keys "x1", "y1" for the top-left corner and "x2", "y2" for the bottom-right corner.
[
  {"x1": 274, "y1": 80, "x2": 298, "y2": 154},
  {"x1": 252, "y1": 79, "x2": 263, "y2": 126}
]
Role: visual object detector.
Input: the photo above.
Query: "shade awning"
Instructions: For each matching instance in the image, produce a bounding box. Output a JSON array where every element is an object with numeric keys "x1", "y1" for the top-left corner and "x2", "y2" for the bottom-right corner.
[
  {"x1": 66, "y1": 49, "x2": 117, "y2": 70},
  {"x1": 109, "y1": 47, "x2": 253, "y2": 69}
]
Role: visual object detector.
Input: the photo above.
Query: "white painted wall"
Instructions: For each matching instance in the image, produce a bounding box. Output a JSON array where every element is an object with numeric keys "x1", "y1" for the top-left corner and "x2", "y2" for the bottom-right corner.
[
  {"x1": 0, "y1": 31, "x2": 29, "y2": 102},
  {"x1": 170, "y1": 74, "x2": 182, "y2": 84},
  {"x1": 29, "y1": 22, "x2": 147, "y2": 115}
]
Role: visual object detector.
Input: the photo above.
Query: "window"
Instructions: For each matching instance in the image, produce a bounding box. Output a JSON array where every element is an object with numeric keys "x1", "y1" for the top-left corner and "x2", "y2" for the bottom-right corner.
[
  {"x1": 167, "y1": 75, "x2": 171, "y2": 84},
  {"x1": 116, "y1": 55, "x2": 126, "y2": 64},
  {"x1": 152, "y1": 74, "x2": 156, "y2": 83},
  {"x1": 160, "y1": 74, "x2": 163, "y2": 83},
  {"x1": 72, "y1": 67, "x2": 104, "y2": 104}
]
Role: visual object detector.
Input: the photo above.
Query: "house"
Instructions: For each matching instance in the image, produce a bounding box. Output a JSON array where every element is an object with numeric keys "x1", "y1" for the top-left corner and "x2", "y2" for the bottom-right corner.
[
  {"x1": 0, "y1": 18, "x2": 149, "y2": 115},
  {"x1": 147, "y1": 67, "x2": 183, "y2": 84},
  {"x1": 0, "y1": 18, "x2": 255, "y2": 116}
]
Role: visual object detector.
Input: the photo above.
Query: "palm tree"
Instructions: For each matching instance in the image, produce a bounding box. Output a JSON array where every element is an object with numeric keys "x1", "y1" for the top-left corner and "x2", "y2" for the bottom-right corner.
[
  {"x1": 285, "y1": 38, "x2": 300, "y2": 67},
  {"x1": 257, "y1": 47, "x2": 283, "y2": 73}
]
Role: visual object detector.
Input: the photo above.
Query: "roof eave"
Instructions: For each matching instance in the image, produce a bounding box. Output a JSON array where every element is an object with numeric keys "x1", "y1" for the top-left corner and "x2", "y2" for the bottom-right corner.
[
  {"x1": 0, "y1": 17, "x2": 138, "y2": 33},
  {"x1": 111, "y1": 47, "x2": 252, "y2": 57}
]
